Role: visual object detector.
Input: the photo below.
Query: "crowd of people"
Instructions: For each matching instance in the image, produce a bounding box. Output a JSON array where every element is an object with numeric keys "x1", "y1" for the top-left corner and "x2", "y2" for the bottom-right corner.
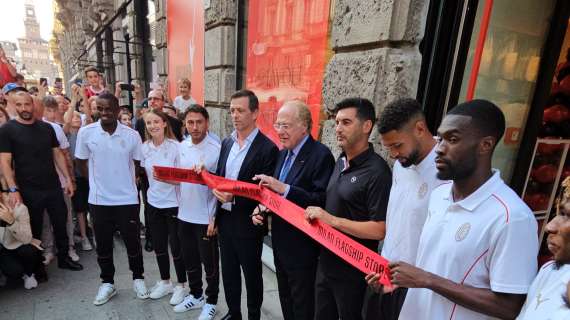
[{"x1": 0, "y1": 52, "x2": 569, "y2": 320}]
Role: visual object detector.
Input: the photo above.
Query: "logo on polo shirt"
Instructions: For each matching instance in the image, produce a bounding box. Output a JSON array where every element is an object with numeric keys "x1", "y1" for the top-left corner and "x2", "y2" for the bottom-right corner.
[
  {"x1": 351, "y1": 176, "x2": 357, "y2": 183},
  {"x1": 418, "y1": 182, "x2": 428, "y2": 199},
  {"x1": 455, "y1": 222, "x2": 471, "y2": 242}
]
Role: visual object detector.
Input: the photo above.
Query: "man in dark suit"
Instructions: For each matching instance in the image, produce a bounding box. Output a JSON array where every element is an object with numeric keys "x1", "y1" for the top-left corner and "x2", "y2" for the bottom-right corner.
[
  {"x1": 213, "y1": 90, "x2": 278, "y2": 320},
  {"x1": 252, "y1": 100, "x2": 335, "y2": 320}
]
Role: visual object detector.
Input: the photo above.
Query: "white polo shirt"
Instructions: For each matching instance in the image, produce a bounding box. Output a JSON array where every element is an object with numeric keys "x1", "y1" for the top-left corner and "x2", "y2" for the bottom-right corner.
[
  {"x1": 399, "y1": 170, "x2": 538, "y2": 320},
  {"x1": 178, "y1": 134, "x2": 220, "y2": 224},
  {"x1": 516, "y1": 261, "x2": 570, "y2": 320},
  {"x1": 141, "y1": 138, "x2": 180, "y2": 209},
  {"x1": 381, "y1": 146, "x2": 444, "y2": 264},
  {"x1": 75, "y1": 121, "x2": 142, "y2": 206}
]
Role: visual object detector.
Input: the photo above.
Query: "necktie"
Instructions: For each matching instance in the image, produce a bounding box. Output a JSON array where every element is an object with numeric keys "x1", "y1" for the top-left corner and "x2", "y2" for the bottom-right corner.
[{"x1": 279, "y1": 151, "x2": 294, "y2": 182}]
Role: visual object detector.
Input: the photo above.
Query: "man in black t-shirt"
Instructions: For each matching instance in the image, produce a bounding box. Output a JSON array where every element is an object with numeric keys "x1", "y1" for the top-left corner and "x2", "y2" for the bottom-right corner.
[
  {"x1": 0, "y1": 91, "x2": 83, "y2": 271},
  {"x1": 305, "y1": 98, "x2": 391, "y2": 320}
]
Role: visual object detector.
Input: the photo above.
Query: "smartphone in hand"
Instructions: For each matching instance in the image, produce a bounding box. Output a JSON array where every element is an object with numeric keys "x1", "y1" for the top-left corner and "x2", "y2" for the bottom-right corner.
[{"x1": 119, "y1": 83, "x2": 135, "y2": 91}]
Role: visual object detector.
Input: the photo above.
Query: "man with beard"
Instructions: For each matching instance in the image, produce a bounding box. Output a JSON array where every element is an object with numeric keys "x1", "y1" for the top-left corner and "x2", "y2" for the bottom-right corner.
[
  {"x1": 395, "y1": 100, "x2": 538, "y2": 320},
  {"x1": 364, "y1": 98, "x2": 442, "y2": 320},
  {"x1": 305, "y1": 98, "x2": 391, "y2": 320},
  {"x1": 0, "y1": 91, "x2": 82, "y2": 272},
  {"x1": 516, "y1": 176, "x2": 570, "y2": 319}
]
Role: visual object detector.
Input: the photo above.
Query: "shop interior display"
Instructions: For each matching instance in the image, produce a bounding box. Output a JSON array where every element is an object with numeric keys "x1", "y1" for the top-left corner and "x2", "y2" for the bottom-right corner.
[{"x1": 522, "y1": 47, "x2": 570, "y2": 260}]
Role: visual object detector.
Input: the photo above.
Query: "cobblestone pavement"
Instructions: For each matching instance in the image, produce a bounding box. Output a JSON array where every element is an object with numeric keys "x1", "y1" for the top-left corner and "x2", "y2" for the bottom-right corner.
[{"x1": 0, "y1": 235, "x2": 284, "y2": 320}]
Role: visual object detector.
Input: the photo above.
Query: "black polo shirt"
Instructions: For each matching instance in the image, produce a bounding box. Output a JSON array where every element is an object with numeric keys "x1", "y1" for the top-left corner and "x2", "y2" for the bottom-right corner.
[{"x1": 319, "y1": 145, "x2": 391, "y2": 278}]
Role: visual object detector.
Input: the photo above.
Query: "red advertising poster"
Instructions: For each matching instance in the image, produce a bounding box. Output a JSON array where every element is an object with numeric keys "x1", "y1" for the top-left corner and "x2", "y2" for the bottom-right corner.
[
  {"x1": 166, "y1": 0, "x2": 204, "y2": 104},
  {"x1": 246, "y1": 0, "x2": 332, "y2": 145}
]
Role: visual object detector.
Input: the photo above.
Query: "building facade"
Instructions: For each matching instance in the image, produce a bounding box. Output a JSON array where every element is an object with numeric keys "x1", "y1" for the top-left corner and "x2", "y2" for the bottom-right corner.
[
  {"x1": 0, "y1": 41, "x2": 18, "y2": 62},
  {"x1": 52, "y1": 0, "x2": 570, "y2": 266},
  {"x1": 18, "y1": 3, "x2": 58, "y2": 80}
]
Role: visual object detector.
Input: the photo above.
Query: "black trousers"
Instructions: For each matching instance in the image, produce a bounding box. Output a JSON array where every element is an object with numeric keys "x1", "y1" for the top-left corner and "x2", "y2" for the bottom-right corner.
[
  {"x1": 147, "y1": 204, "x2": 186, "y2": 283},
  {"x1": 274, "y1": 255, "x2": 317, "y2": 320},
  {"x1": 21, "y1": 188, "x2": 69, "y2": 259},
  {"x1": 314, "y1": 262, "x2": 367, "y2": 320},
  {"x1": 178, "y1": 221, "x2": 219, "y2": 304},
  {"x1": 139, "y1": 174, "x2": 152, "y2": 241},
  {"x1": 90, "y1": 204, "x2": 144, "y2": 284},
  {"x1": 0, "y1": 244, "x2": 42, "y2": 278},
  {"x1": 362, "y1": 287, "x2": 407, "y2": 320},
  {"x1": 219, "y1": 232, "x2": 263, "y2": 320}
]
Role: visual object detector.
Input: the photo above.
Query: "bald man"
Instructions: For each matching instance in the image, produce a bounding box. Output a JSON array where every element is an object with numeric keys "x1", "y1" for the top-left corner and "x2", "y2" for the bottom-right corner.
[{"x1": 0, "y1": 91, "x2": 83, "y2": 272}]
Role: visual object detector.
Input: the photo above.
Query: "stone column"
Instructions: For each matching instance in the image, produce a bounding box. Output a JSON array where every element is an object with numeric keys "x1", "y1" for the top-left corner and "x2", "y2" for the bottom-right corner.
[
  {"x1": 204, "y1": 0, "x2": 237, "y2": 138},
  {"x1": 153, "y1": 0, "x2": 169, "y2": 92},
  {"x1": 321, "y1": 0, "x2": 428, "y2": 157}
]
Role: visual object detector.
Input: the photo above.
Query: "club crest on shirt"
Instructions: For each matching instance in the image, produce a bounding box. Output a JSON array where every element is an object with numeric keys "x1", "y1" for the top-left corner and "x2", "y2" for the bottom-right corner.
[
  {"x1": 455, "y1": 223, "x2": 471, "y2": 242},
  {"x1": 120, "y1": 139, "x2": 126, "y2": 148},
  {"x1": 351, "y1": 176, "x2": 357, "y2": 183},
  {"x1": 418, "y1": 182, "x2": 428, "y2": 199}
]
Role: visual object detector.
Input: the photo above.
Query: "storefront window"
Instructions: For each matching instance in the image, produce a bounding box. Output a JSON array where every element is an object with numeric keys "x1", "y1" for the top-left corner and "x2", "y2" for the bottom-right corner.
[{"x1": 457, "y1": 0, "x2": 556, "y2": 181}]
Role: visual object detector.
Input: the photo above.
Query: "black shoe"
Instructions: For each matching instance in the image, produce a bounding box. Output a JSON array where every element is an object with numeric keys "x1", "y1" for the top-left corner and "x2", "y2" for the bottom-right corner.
[
  {"x1": 58, "y1": 256, "x2": 83, "y2": 271},
  {"x1": 144, "y1": 238, "x2": 153, "y2": 252},
  {"x1": 221, "y1": 313, "x2": 242, "y2": 320},
  {"x1": 35, "y1": 265, "x2": 48, "y2": 283}
]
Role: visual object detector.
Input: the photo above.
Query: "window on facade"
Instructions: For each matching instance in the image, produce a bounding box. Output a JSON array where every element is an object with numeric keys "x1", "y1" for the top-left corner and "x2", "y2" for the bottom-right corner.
[{"x1": 457, "y1": 0, "x2": 556, "y2": 180}]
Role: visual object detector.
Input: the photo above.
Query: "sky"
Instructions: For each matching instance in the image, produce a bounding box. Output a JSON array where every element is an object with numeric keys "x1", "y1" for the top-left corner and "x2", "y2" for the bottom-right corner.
[{"x1": 0, "y1": 0, "x2": 54, "y2": 44}]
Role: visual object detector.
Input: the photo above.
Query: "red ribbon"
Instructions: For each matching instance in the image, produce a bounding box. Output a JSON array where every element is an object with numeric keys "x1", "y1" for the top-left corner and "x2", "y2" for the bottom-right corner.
[{"x1": 154, "y1": 166, "x2": 392, "y2": 287}]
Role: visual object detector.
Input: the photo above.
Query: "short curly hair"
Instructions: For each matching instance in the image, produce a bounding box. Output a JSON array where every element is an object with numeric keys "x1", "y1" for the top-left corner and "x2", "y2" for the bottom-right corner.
[{"x1": 377, "y1": 98, "x2": 423, "y2": 134}]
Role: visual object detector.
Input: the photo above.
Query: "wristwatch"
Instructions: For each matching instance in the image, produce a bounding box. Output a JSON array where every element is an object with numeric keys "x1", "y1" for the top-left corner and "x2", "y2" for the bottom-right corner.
[{"x1": 8, "y1": 187, "x2": 19, "y2": 193}]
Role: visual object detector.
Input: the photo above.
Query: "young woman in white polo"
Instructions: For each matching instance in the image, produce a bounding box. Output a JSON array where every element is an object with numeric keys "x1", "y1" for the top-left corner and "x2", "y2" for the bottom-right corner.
[{"x1": 141, "y1": 110, "x2": 188, "y2": 305}]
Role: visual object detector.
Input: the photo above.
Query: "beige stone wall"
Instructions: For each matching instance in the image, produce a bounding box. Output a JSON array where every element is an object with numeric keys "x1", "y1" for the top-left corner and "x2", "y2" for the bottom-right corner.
[
  {"x1": 198, "y1": 0, "x2": 428, "y2": 150},
  {"x1": 320, "y1": 0, "x2": 428, "y2": 157},
  {"x1": 69, "y1": 0, "x2": 429, "y2": 149}
]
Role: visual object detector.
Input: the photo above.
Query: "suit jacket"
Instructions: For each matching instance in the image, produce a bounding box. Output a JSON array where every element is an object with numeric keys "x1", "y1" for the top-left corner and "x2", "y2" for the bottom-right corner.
[
  {"x1": 216, "y1": 130, "x2": 278, "y2": 238},
  {"x1": 272, "y1": 136, "x2": 335, "y2": 268}
]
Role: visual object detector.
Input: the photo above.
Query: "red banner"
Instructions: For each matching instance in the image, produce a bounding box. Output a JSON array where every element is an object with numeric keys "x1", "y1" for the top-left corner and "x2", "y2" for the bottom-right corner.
[
  {"x1": 166, "y1": 0, "x2": 204, "y2": 104},
  {"x1": 245, "y1": 0, "x2": 332, "y2": 145},
  {"x1": 154, "y1": 166, "x2": 392, "y2": 287}
]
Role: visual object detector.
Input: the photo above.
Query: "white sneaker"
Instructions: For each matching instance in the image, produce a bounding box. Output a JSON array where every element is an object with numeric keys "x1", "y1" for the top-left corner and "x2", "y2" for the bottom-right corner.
[
  {"x1": 68, "y1": 248, "x2": 80, "y2": 262},
  {"x1": 22, "y1": 274, "x2": 38, "y2": 290},
  {"x1": 93, "y1": 283, "x2": 117, "y2": 305},
  {"x1": 81, "y1": 238, "x2": 93, "y2": 251},
  {"x1": 133, "y1": 279, "x2": 150, "y2": 299},
  {"x1": 149, "y1": 280, "x2": 173, "y2": 299},
  {"x1": 170, "y1": 285, "x2": 189, "y2": 305},
  {"x1": 198, "y1": 303, "x2": 217, "y2": 320},
  {"x1": 43, "y1": 252, "x2": 55, "y2": 265},
  {"x1": 173, "y1": 294, "x2": 205, "y2": 313}
]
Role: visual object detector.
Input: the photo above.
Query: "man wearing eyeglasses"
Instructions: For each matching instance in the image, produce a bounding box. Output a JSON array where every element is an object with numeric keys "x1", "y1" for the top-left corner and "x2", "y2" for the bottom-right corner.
[
  {"x1": 251, "y1": 101, "x2": 335, "y2": 320},
  {"x1": 134, "y1": 89, "x2": 183, "y2": 142}
]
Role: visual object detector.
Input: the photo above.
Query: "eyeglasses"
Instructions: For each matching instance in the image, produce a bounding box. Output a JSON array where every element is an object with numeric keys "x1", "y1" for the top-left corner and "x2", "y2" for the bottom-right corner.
[{"x1": 273, "y1": 122, "x2": 293, "y2": 131}]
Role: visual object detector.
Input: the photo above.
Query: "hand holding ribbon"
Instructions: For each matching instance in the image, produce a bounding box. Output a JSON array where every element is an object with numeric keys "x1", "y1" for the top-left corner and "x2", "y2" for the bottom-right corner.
[{"x1": 154, "y1": 166, "x2": 393, "y2": 288}]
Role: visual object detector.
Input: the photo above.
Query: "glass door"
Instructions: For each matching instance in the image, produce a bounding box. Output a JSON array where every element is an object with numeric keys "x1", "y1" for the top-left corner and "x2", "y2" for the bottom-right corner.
[{"x1": 456, "y1": 0, "x2": 556, "y2": 181}]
